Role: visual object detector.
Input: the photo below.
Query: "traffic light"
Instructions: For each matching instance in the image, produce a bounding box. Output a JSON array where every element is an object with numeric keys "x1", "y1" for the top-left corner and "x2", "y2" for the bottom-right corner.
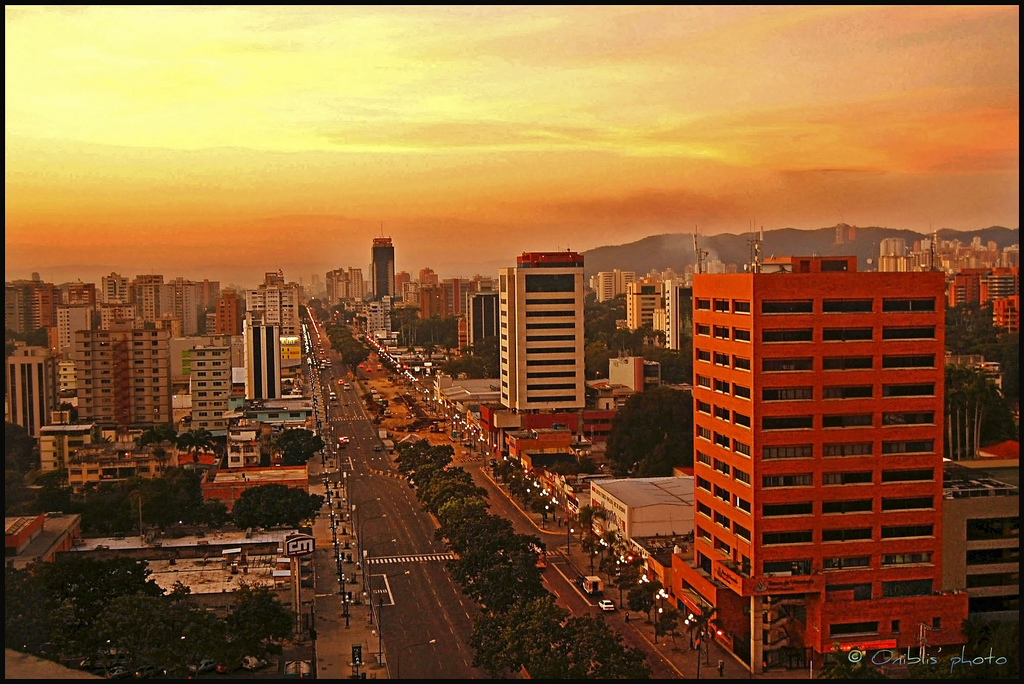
[{"x1": 352, "y1": 645, "x2": 362, "y2": 665}]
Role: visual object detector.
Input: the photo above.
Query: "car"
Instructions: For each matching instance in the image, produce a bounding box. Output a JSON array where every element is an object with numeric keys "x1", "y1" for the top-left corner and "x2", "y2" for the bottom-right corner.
[
  {"x1": 188, "y1": 659, "x2": 217, "y2": 675},
  {"x1": 598, "y1": 599, "x2": 616, "y2": 612},
  {"x1": 133, "y1": 665, "x2": 166, "y2": 678},
  {"x1": 214, "y1": 663, "x2": 232, "y2": 674},
  {"x1": 241, "y1": 656, "x2": 268, "y2": 671},
  {"x1": 373, "y1": 445, "x2": 382, "y2": 452},
  {"x1": 106, "y1": 665, "x2": 133, "y2": 679}
]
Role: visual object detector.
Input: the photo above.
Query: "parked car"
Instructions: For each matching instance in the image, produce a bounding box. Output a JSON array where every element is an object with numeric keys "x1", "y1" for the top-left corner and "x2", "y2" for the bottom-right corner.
[
  {"x1": 106, "y1": 665, "x2": 133, "y2": 679},
  {"x1": 188, "y1": 659, "x2": 216, "y2": 675},
  {"x1": 241, "y1": 656, "x2": 268, "y2": 671},
  {"x1": 133, "y1": 664, "x2": 166, "y2": 678},
  {"x1": 598, "y1": 599, "x2": 616, "y2": 612}
]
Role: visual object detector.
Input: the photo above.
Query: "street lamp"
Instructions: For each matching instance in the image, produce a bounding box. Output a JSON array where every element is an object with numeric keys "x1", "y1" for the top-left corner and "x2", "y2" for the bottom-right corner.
[
  {"x1": 566, "y1": 526, "x2": 575, "y2": 552},
  {"x1": 653, "y1": 588, "x2": 669, "y2": 643},
  {"x1": 396, "y1": 638, "x2": 436, "y2": 679}
]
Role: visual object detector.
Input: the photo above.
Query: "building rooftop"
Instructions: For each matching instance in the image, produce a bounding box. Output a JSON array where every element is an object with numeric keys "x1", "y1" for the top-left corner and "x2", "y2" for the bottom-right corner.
[
  {"x1": 39, "y1": 423, "x2": 96, "y2": 434},
  {"x1": 591, "y1": 476, "x2": 694, "y2": 508},
  {"x1": 207, "y1": 466, "x2": 307, "y2": 485},
  {"x1": 943, "y1": 463, "x2": 1019, "y2": 499}
]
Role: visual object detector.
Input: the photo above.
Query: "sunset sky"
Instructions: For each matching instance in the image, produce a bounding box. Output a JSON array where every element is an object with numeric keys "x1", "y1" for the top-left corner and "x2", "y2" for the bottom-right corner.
[{"x1": 5, "y1": 5, "x2": 1019, "y2": 286}]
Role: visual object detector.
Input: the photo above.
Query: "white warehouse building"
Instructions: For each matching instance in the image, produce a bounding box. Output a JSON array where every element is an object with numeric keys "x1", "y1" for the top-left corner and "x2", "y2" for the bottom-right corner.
[{"x1": 589, "y1": 476, "x2": 694, "y2": 541}]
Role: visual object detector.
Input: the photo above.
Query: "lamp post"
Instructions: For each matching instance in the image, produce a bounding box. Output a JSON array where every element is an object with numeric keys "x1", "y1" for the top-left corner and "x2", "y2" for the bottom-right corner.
[
  {"x1": 566, "y1": 525, "x2": 575, "y2": 552},
  {"x1": 396, "y1": 638, "x2": 436, "y2": 679},
  {"x1": 653, "y1": 588, "x2": 669, "y2": 643}
]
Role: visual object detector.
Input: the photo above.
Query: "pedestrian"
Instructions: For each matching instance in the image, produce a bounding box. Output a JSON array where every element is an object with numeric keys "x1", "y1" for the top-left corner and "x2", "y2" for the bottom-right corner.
[
  {"x1": 624, "y1": 612, "x2": 629, "y2": 623},
  {"x1": 717, "y1": 659, "x2": 724, "y2": 677}
]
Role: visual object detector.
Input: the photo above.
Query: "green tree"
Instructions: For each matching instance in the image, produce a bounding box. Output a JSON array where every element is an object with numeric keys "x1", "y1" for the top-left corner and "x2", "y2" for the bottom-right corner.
[
  {"x1": 5, "y1": 421, "x2": 37, "y2": 472},
  {"x1": 945, "y1": 365, "x2": 1017, "y2": 458},
  {"x1": 272, "y1": 428, "x2": 324, "y2": 467},
  {"x1": 231, "y1": 484, "x2": 324, "y2": 529},
  {"x1": 138, "y1": 424, "x2": 178, "y2": 448},
  {"x1": 224, "y1": 582, "x2": 293, "y2": 660},
  {"x1": 605, "y1": 386, "x2": 693, "y2": 476}
]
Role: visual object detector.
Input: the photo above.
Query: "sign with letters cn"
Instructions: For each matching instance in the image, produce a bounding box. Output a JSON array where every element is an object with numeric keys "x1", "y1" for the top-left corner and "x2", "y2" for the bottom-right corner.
[{"x1": 285, "y1": 534, "x2": 315, "y2": 557}]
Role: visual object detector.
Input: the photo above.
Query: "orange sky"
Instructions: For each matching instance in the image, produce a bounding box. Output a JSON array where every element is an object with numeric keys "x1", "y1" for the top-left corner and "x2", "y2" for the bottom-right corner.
[{"x1": 4, "y1": 5, "x2": 1019, "y2": 285}]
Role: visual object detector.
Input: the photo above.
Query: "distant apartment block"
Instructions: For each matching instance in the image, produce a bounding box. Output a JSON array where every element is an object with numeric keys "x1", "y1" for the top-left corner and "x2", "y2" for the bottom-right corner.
[
  {"x1": 591, "y1": 269, "x2": 636, "y2": 302},
  {"x1": 56, "y1": 305, "x2": 94, "y2": 359},
  {"x1": 468, "y1": 291, "x2": 500, "y2": 345},
  {"x1": 661, "y1": 279, "x2": 693, "y2": 352},
  {"x1": 246, "y1": 273, "x2": 301, "y2": 335},
  {"x1": 39, "y1": 423, "x2": 95, "y2": 473},
  {"x1": 499, "y1": 251, "x2": 586, "y2": 411},
  {"x1": 608, "y1": 356, "x2": 661, "y2": 392},
  {"x1": 243, "y1": 315, "x2": 282, "y2": 400},
  {"x1": 625, "y1": 280, "x2": 661, "y2": 330},
  {"x1": 6, "y1": 346, "x2": 59, "y2": 438},
  {"x1": 100, "y1": 272, "x2": 130, "y2": 304},
  {"x1": 74, "y1": 326, "x2": 173, "y2": 429},
  {"x1": 190, "y1": 345, "x2": 232, "y2": 434},
  {"x1": 214, "y1": 289, "x2": 244, "y2": 335}
]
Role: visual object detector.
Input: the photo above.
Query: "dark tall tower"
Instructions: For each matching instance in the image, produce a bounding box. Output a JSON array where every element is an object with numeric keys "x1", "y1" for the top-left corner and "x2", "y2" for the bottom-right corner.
[{"x1": 371, "y1": 237, "x2": 396, "y2": 301}]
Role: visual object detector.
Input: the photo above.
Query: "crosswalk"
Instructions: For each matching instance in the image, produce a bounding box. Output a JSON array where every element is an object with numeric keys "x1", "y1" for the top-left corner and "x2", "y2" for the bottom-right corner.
[{"x1": 367, "y1": 552, "x2": 455, "y2": 565}]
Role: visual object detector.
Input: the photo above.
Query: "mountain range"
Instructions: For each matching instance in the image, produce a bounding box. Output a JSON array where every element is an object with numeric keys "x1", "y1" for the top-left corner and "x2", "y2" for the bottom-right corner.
[{"x1": 581, "y1": 225, "x2": 1019, "y2": 279}]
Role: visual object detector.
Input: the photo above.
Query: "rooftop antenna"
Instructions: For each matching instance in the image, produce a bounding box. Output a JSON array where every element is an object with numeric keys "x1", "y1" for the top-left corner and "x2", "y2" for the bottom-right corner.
[
  {"x1": 747, "y1": 224, "x2": 764, "y2": 274},
  {"x1": 693, "y1": 227, "x2": 708, "y2": 275}
]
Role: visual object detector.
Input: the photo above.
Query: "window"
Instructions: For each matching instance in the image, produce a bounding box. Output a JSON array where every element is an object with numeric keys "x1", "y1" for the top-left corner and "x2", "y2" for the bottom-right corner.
[
  {"x1": 525, "y1": 298, "x2": 575, "y2": 305},
  {"x1": 763, "y1": 531, "x2": 813, "y2": 545},
  {"x1": 822, "y1": 499, "x2": 872, "y2": 514},
  {"x1": 529, "y1": 346, "x2": 575, "y2": 354},
  {"x1": 762, "y1": 300, "x2": 813, "y2": 314},
  {"x1": 881, "y1": 496, "x2": 933, "y2": 511},
  {"x1": 823, "y1": 328, "x2": 873, "y2": 342},
  {"x1": 882, "y1": 383, "x2": 935, "y2": 397},
  {"x1": 714, "y1": 378, "x2": 730, "y2": 394},
  {"x1": 736, "y1": 497, "x2": 751, "y2": 513},
  {"x1": 822, "y1": 528, "x2": 872, "y2": 542},
  {"x1": 525, "y1": 273, "x2": 575, "y2": 292},
  {"x1": 695, "y1": 298, "x2": 711, "y2": 310},
  {"x1": 697, "y1": 526, "x2": 711, "y2": 540},
  {"x1": 762, "y1": 473, "x2": 812, "y2": 487},
  {"x1": 882, "y1": 298, "x2": 936, "y2": 312},
  {"x1": 823, "y1": 442, "x2": 873, "y2": 457},
  {"x1": 823, "y1": 385, "x2": 873, "y2": 399},
  {"x1": 763, "y1": 329, "x2": 813, "y2": 343},
  {"x1": 733, "y1": 356, "x2": 751, "y2": 371},
  {"x1": 883, "y1": 552, "x2": 932, "y2": 566},
  {"x1": 763, "y1": 416, "x2": 813, "y2": 430},
  {"x1": 734, "y1": 524, "x2": 750, "y2": 540},
  {"x1": 696, "y1": 476, "x2": 711, "y2": 491},
  {"x1": 830, "y1": 622, "x2": 878, "y2": 637},
  {"x1": 714, "y1": 325, "x2": 731, "y2": 339},
  {"x1": 824, "y1": 556, "x2": 870, "y2": 570},
  {"x1": 713, "y1": 352, "x2": 730, "y2": 367},
  {"x1": 733, "y1": 300, "x2": 751, "y2": 314},
  {"x1": 763, "y1": 358, "x2": 813, "y2": 372},
  {"x1": 823, "y1": 471, "x2": 872, "y2": 485},
  {"x1": 714, "y1": 458, "x2": 730, "y2": 475},
  {"x1": 966, "y1": 518, "x2": 1019, "y2": 540},
  {"x1": 714, "y1": 511, "x2": 730, "y2": 528},
  {"x1": 763, "y1": 502, "x2": 813, "y2": 516},
  {"x1": 823, "y1": 356, "x2": 873, "y2": 370},
  {"x1": 733, "y1": 328, "x2": 751, "y2": 342},
  {"x1": 882, "y1": 579, "x2": 933, "y2": 597},
  {"x1": 881, "y1": 468, "x2": 933, "y2": 483},
  {"x1": 714, "y1": 405, "x2": 730, "y2": 421},
  {"x1": 826, "y1": 583, "x2": 873, "y2": 600},
  {"x1": 696, "y1": 349, "x2": 711, "y2": 363},
  {"x1": 823, "y1": 299, "x2": 873, "y2": 313},
  {"x1": 762, "y1": 387, "x2": 813, "y2": 401},
  {"x1": 696, "y1": 323, "x2": 711, "y2": 336},
  {"x1": 882, "y1": 326, "x2": 936, "y2": 340},
  {"x1": 881, "y1": 525, "x2": 933, "y2": 539},
  {"x1": 882, "y1": 440, "x2": 934, "y2": 455},
  {"x1": 714, "y1": 485, "x2": 731, "y2": 503},
  {"x1": 733, "y1": 383, "x2": 751, "y2": 399},
  {"x1": 882, "y1": 411, "x2": 934, "y2": 426},
  {"x1": 714, "y1": 432, "x2": 730, "y2": 449},
  {"x1": 696, "y1": 400, "x2": 712, "y2": 414},
  {"x1": 696, "y1": 374, "x2": 711, "y2": 389},
  {"x1": 763, "y1": 445, "x2": 813, "y2": 460},
  {"x1": 526, "y1": 334, "x2": 575, "y2": 342},
  {"x1": 733, "y1": 467, "x2": 750, "y2": 484},
  {"x1": 733, "y1": 412, "x2": 751, "y2": 428},
  {"x1": 526, "y1": 359, "x2": 573, "y2": 366},
  {"x1": 714, "y1": 299, "x2": 731, "y2": 313},
  {"x1": 822, "y1": 414, "x2": 873, "y2": 429},
  {"x1": 697, "y1": 502, "x2": 712, "y2": 517},
  {"x1": 882, "y1": 354, "x2": 935, "y2": 369},
  {"x1": 764, "y1": 559, "x2": 812, "y2": 575},
  {"x1": 525, "y1": 322, "x2": 575, "y2": 329},
  {"x1": 697, "y1": 451, "x2": 711, "y2": 466},
  {"x1": 696, "y1": 425, "x2": 711, "y2": 440}
]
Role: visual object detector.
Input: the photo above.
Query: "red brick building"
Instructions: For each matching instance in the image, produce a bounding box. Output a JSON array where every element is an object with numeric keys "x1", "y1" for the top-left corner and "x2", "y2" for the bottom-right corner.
[{"x1": 674, "y1": 256, "x2": 967, "y2": 673}]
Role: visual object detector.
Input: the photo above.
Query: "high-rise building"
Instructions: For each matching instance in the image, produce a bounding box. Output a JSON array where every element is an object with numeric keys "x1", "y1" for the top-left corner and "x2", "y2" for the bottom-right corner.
[
  {"x1": 64, "y1": 281, "x2": 97, "y2": 307},
  {"x1": 395, "y1": 271, "x2": 411, "y2": 300},
  {"x1": 56, "y1": 305, "x2": 94, "y2": 359},
  {"x1": 592, "y1": 269, "x2": 636, "y2": 302},
  {"x1": 366, "y1": 297, "x2": 392, "y2": 335},
  {"x1": 625, "y1": 280, "x2": 661, "y2": 330},
  {"x1": 100, "y1": 272, "x2": 130, "y2": 304},
  {"x1": 468, "y1": 291, "x2": 500, "y2": 345},
  {"x1": 190, "y1": 345, "x2": 231, "y2": 434},
  {"x1": 214, "y1": 289, "x2": 244, "y2": 335},
  {"x1": 5, "y1": 346, "x2": 58, "y2": 438},
  {"x1": 499, "y1": 252, "x2": 586, "y2": 411},
  {"x1": 243, "y1": 314, "x2": 281, "y2": 400},
  {"x1": 662, "y1": 279, "x2": 693, "y2": 352},
  {"x1": 675, "y1": 255, "x2": 967, "y2": 673},
  {"x1": 245, "y1": 277, "x2": 301, "y2": 335},
  {"x1": 74, "y1": 326, "x2": 172, "y2": 429},
  {"x1": 419, "y1": 267, "x2": 439, "y2": 287},
  {"x1": 371, "y1": 237, "x2": 396, "y2": 301}
]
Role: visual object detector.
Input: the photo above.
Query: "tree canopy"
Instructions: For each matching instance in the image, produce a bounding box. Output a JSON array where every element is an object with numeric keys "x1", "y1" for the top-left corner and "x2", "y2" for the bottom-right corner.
[
  {"x1": 605, "y1": 386, "x2": 694, "y2": 476},
  {"x1": 272, "y1": 428, "x2": 324, "y2": 466},
  {"x1": 231, "y1": 483, "x2": 324, "y2": 529}
]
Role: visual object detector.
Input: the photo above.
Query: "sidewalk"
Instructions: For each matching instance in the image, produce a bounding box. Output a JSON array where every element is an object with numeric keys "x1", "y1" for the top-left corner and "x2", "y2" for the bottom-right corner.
[
  {"x1": 478, "y1": 464, "x2": 807, "y2": 680},
  {"x1": 309, "y1": 467, "x2": 389, "y2": 679}
]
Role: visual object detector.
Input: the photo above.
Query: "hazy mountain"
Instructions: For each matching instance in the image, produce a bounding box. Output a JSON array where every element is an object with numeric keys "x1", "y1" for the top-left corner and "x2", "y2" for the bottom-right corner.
[{"x1": 581, "y1": 225, "x2": 1019, "y2": 278}]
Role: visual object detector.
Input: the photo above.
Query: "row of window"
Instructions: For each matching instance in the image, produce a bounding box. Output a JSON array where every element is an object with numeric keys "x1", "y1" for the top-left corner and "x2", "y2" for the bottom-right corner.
[
  {"x1": 761, "y1": 496, "x2": 933, "y2": 517},
  {"x1": 695, "y1": 298, "x2": 751, "y2": 314},
  {"x1": 761, "y1": 468, "x2": 934, "y2": 487},
  {"x1": 763, "y1": 525, "x2": 934, "y2": 545},
  {"x1": 753, "y1": 298, "x2": 936, "y2": 314},
  {"x1": 761, "y1": 411, "x2": 935, "y2": 430},
  {"x1": 749, "y1": 327, "x2": 936, "y2": 343}
]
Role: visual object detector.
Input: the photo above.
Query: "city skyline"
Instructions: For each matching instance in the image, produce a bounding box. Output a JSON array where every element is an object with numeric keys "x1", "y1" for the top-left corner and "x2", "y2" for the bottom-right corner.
[{"x1": 5, "y1": 6, "x2": 1020, "y2": 285}]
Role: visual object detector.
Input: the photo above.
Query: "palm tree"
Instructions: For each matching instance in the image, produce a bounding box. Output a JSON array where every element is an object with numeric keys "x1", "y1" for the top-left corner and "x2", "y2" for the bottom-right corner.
[{"x1": 176, "y1": 428, "x2": 215, "y2": 466}]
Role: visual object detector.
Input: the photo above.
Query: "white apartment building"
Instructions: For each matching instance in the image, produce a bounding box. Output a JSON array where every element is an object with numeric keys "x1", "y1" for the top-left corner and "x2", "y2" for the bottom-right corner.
[
  {"x1": 243, "y1": 315, "x2": 282, "y2": 400},
  {"x1": 246, "y1": 282, "x2": 301, "y2": 335},
  {"x1": 499, "y1": 252, "x2": 586, "y2": 411},
  {"x1": 6, "y1": 346, "x2": 58, "y2": 438},
  {"x1": 591, "y1": 269, "x2": 636, "y2": 302},
  {"x1": 190, "y1": 345, "x2": 231, "y2": 435},
  {"x1": 56, "y1": 305, "x2": 94, "y2": 359},
  {"x1": 661, "y1": 279, "x2": 692, "y2": 352},
  {"x1": 625, "y1": 280, "x2": 661, "y2": 330}
]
